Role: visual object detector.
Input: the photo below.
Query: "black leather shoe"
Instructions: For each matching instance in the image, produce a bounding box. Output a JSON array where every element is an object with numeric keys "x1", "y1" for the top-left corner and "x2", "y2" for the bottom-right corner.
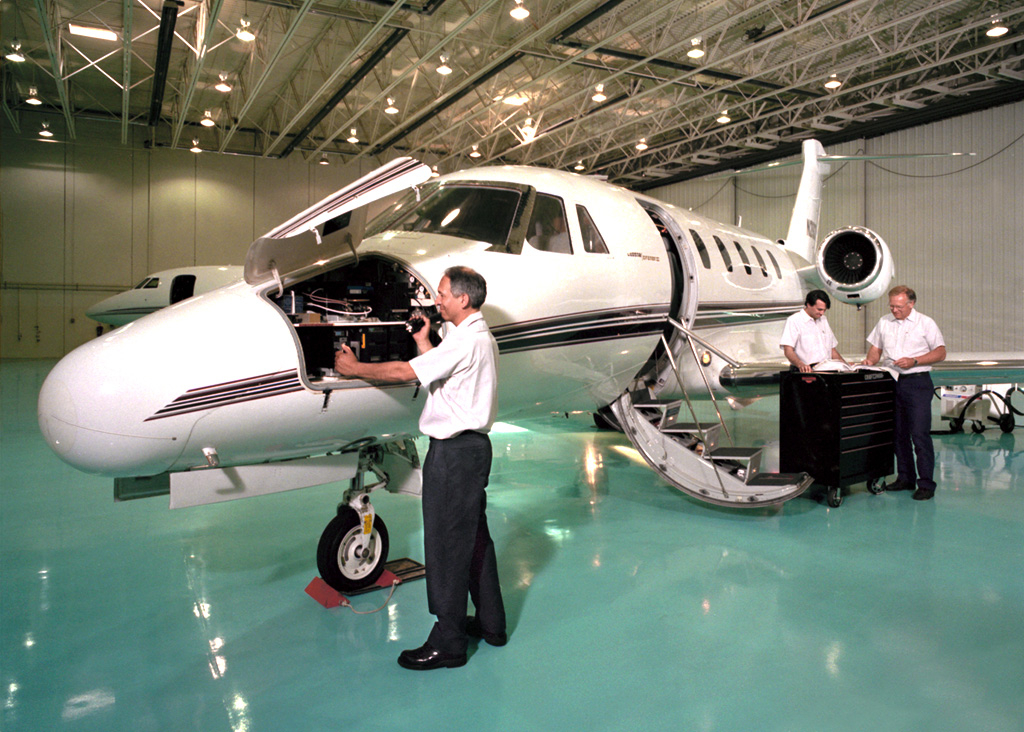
[
  {"x1": 887, "y1": 479, "x2": 914, "y2": 492},
  {"x1": 466, "y1": 616, "x2": 508, "y2": 647},
  {"x1": 912, "y1": 487, "x2": 935, "y2": 501},
  {"x1": 397, "y1": 642, "x2": 467, "y2": 670}
]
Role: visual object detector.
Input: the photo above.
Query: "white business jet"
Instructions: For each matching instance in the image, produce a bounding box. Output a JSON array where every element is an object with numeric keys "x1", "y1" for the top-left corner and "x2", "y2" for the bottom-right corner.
[
  {"x1": 86, "y1": 266, "x2": 243, "y2": 326},
  {"x1": 37, "y1": 144, "x2": 1023, "y2": 592}
]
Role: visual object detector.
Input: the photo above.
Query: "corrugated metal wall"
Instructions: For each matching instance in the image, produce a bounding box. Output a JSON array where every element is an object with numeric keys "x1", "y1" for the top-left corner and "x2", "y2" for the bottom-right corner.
[{"x1": 649, "y1": 101, "x2": 1024, "y2": 358}]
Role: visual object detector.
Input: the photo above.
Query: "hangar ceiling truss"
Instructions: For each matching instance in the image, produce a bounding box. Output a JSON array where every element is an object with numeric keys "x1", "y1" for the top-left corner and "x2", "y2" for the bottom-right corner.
[{"x1": 3, "y1": 0, "x2": 1023, "y2": 186}]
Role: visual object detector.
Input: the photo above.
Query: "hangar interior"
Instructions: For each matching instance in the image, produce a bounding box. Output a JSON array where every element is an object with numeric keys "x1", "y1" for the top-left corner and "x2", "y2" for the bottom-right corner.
[{"x1": 2, "y1": 0, "x2": 1024, "y2": 729}]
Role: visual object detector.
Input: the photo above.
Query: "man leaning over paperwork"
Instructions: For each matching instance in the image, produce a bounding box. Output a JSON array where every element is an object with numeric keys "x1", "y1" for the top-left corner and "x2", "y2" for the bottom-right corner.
[{"x1": 780, "y1": 289, "x2": 847, "y2": 373}]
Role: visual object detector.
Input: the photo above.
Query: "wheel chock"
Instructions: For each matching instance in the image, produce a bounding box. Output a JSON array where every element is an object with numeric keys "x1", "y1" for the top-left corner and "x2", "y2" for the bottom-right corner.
[{"x1": 305, "y1": 569, "x2": 402, "y2": 609}]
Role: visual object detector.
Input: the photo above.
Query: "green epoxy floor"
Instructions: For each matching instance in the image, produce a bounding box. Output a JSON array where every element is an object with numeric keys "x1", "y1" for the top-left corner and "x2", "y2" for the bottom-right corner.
[{"x1": 3, "y1": 359, "x2": 1023, "y2": 731}]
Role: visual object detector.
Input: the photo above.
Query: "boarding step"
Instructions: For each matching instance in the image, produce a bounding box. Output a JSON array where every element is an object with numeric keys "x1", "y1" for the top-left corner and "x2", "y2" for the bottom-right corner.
[
  {"x1": 706, "y1": 446, "x2": 762, "y2": 483},
  {"x1": 659, "y1": 416, "x2": 721, "y2": 452},
  {"x1": 628, "y1": 389, "x2": 677, "y2": 412},
  {"x1": 610, "y1": 392, "x2": 812, "y2": 508}
]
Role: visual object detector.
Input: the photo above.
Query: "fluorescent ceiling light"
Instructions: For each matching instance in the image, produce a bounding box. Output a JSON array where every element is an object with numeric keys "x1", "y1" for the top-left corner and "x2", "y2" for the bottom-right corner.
[
  {"x1": 592, "y1": 84, "x2": 606, "y2": 103},
  {"x1": 717, "y1": 111, "x2": 731, "y2": 124},
  {"x1": 190, "y1": 139, "x2": 202, "y2": 153},
  {"x1": 510, "y1": 0, "x2": 529, "y2": 21},
  {"x1": 26, "y1": 87, "x2": 42, "y2": 105},
  {"x1": 68, "y1": 23, "x2": 118, "y2": 41},
  {"x1": 635, "y1": 138, "x2": 648, "y2": 151},
  {"x1": 215, "y1": 74, "x2": 232, "y2": 93},
  {"x1": 385, "y1": 98, "x2": 398, "y2": 114},
  {"x1": 824, "y1": 74, "x2": 842, "y2": 90},
  {"x1": 986, "y1": 18, "x2": 1008, "y2": 37},
  {"x1": 200, "y1": 110, "x2": 215, "y2": 127},
  {"x1": 437, "y1": 54, "x2": 452, "y2": 75},
  {"x1": 687, "y1": 37, "x2": 705, "y2": 59},
  {"x1": 469, "y1": 145, "x2": 481, "y2": 158},
  {"x1": 574, "y1": 161, "x2": 585, "y2": 171},
  {"x1": 347, "y1": 128, "x2": 359, "y2": 144},
  {"x1": 318, "y1": 154, "x2": 329, "y2": 165},
  {"x1": 39, "y1": 122, "x2": 53, "y2": 138}
]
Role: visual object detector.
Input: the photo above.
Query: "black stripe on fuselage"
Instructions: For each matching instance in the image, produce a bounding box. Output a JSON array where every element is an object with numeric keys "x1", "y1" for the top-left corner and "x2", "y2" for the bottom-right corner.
[
  {"x1": 492, "y1": 305, "x2": 671, "y2": 354},
  {"x1": 693, "y1": 301, "x2": 802, "y2": 328},
  {"x1": 146, "y1": 370, "x2": 304, "y2": 421}
]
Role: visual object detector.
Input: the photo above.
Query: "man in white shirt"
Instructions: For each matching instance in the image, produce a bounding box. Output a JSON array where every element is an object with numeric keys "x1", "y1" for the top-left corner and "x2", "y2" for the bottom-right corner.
[
  {"x1": 334, "y1": 266, "x2": 506, "y2": 669},
  {"x1": 861, "y1": 285, "x2": 946, "y2": 500},
  {"x1": 780, "y1": 289, "x2": 846, "y2": 372}
]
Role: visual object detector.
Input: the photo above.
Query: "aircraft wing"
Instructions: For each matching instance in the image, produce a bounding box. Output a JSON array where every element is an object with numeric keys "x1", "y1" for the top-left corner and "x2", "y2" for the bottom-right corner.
[{"x1": 720, "y1": 354, "x2": 1024, "y2": 389}]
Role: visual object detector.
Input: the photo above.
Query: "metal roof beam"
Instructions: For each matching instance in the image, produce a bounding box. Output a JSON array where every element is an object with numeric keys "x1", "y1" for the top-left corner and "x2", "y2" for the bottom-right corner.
[{"x1": 31, "y1": 0, "x2": 76, "y2": 137}]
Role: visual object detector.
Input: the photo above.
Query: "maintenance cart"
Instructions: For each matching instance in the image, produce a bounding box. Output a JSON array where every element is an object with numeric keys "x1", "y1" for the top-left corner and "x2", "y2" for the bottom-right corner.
[{"x1": 780, "y1": 370, "x2": 895, "y2": 507}]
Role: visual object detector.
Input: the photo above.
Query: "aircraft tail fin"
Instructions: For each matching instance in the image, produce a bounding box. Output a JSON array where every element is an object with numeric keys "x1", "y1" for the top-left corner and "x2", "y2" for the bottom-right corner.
[{"x1": 784, "y1": 139, "x2": 829, "y2": 263}]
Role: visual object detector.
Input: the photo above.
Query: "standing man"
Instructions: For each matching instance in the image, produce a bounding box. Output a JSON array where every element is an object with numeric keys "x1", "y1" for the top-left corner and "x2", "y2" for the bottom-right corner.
[
  {"x1": 780, "y1": 289, "x2": 847, "y2": 372},
  {"x1": 861, "y1": 286, "x2": 946, "y2": 500},
  {"x1": 333, "y1": 265, "x2": 506, "y2": 670}
]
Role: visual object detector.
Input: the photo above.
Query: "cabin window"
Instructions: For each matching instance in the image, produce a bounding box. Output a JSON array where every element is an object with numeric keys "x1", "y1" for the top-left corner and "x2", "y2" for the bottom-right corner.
[
  {"x1": 688, "y1": 230, "x2": 712, "y2": 269},
  {"x1": 366, "y1": 183, "x2": 522, "y2": 250},
  {"x1": 750, "y1": 247, "x2": 769, "y2": 278},
  {"x1": 733, "y1": 241, "x2": 753, "y2": 275},
  {"x1": 576, "y1": 205, "x2": 609, "y2": 254},
  {"x1": 713, "y1": 235, "x2": 733, "y2": 272},
  {"x1": 526, "y1": 194, "x2": 572, "y2": 254},
  {"x1": 765, "y1": 249, "x2": 783, "y2": 279}
]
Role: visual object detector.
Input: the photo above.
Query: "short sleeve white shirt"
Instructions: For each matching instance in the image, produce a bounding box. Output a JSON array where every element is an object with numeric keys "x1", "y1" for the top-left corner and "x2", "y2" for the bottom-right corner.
[
  {"x1": 409, "y1": 312, "x2": 498, "y2": 439},
  {"x1": 780, "y1": 309, "x2": 838, "y2": 365},
  {"x1": 867, "y1": 309, "x2": 944, "y2": 374}
]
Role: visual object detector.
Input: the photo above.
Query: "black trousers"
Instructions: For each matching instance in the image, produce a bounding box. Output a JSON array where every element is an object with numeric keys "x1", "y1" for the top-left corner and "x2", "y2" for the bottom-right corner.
[
  {"x1": 894, "y1": 372, "x2": 936, "y2": 491},
  {"x1": 422, "y1": 431, "x2": 505, "y2": 655}
]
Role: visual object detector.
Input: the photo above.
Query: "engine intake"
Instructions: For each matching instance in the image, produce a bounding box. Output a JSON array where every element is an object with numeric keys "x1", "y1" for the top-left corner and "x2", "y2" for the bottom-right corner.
[{"x1": 815, "y1": 226, "x2": 893, "y2": 304}]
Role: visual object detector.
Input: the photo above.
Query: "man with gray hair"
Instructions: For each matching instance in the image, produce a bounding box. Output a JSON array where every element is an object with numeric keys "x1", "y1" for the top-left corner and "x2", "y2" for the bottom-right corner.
[
  {"x1": 334, "y1": 265, "x2": 507, "y2": 669},
  {"x1": 861, "y1": 285, "x2": 946, "y2": 500}
]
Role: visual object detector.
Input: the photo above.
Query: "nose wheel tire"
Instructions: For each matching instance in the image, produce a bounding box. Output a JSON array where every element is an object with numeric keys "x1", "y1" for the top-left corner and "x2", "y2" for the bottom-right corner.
[{"x1": 316, "y1": 507, "x2": 389, "y2": 593}]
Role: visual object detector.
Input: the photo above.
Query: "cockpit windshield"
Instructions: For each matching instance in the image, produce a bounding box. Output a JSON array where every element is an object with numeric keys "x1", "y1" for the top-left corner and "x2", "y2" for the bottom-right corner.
[{"x1": 366, "y1": 182, "x2": 524, "y2": 250}]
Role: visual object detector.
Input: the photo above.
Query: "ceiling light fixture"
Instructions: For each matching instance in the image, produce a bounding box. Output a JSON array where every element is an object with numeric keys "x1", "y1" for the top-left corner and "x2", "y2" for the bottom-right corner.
[
  {"x1": 518, "y1": 117, "x2": 537, "y2": 143},
  {"x1": 717, "y1": 110, "x2": 731, "y2": 124},
  {"x1": 592, "y1": 84, "x2": 606, "y2": 102},
  {"x1": 200, "y1": 110, "x2": 215, "y2": 127},
  {"x1": 347, "y1": 128, "x2": 359, "y2": 144},
  {"x1": 986, "y1": 17, "x2": 1008, "y2": 38},
  {"x1": 687, "y1": 37, "x2": 705, "y2": 59},
  {"x1": 385, "y1": 98, "x2": 399, "y2": 114},
  {"x1": 39, "y1": 121, "x2": 53, "y2": 138},
  {"x1": 502, "y1": 94, "x2": 528, "y2": 106},
  {"x1": 510, "y1": 0, "x2": 530, "y2": 21},
  {"x1": 6, "y1": 40, "x2": 26, "y2": 62},
  {"x1": 635, "y1": 137, "x2": 648, "y2": 151},
  {"x1": 236, "y1": 17, "x2": 256, "y2": 43},
  {"x1": 469, "y1": 145, "x2": 481, "y2": 158},
  {"x1": 68, "y1": 23, "x2": 118, "y2": 42},
  {"x1": 215, "y1": 74, "x2": 232, "y2": 93},
  {"x1": 26, "y1": 87, "x2": 42, "y2": 105},
  {"x1": 190, "y1": 138, "x2": 202, "y2": 153},
  {"x1": 574, "y1": 160, "x2": 585, "y2": 171},
  {"x1": 824, "y1": 73, "x2": 842, "y2": 90},
  {"x1": 437, "y1": 54, "x2": 452, "y2": 75},
  {"x1": 318, "y1": 153, "x2": 329, "y2": 165}
]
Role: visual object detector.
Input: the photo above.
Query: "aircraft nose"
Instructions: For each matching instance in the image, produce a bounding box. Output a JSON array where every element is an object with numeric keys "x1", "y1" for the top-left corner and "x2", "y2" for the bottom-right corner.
[
  {"x1": 37, "y1": 371, "x2": 80, "y2": 458},
  {"x1": 37, "y1": 338, "x2": 186, "y2": 476}
]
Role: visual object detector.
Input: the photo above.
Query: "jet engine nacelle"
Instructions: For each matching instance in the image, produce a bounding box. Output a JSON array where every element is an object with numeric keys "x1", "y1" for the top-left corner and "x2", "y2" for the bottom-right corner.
[{"x1": 815, "y1": 226, "x2": 893, "y2": 304}]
